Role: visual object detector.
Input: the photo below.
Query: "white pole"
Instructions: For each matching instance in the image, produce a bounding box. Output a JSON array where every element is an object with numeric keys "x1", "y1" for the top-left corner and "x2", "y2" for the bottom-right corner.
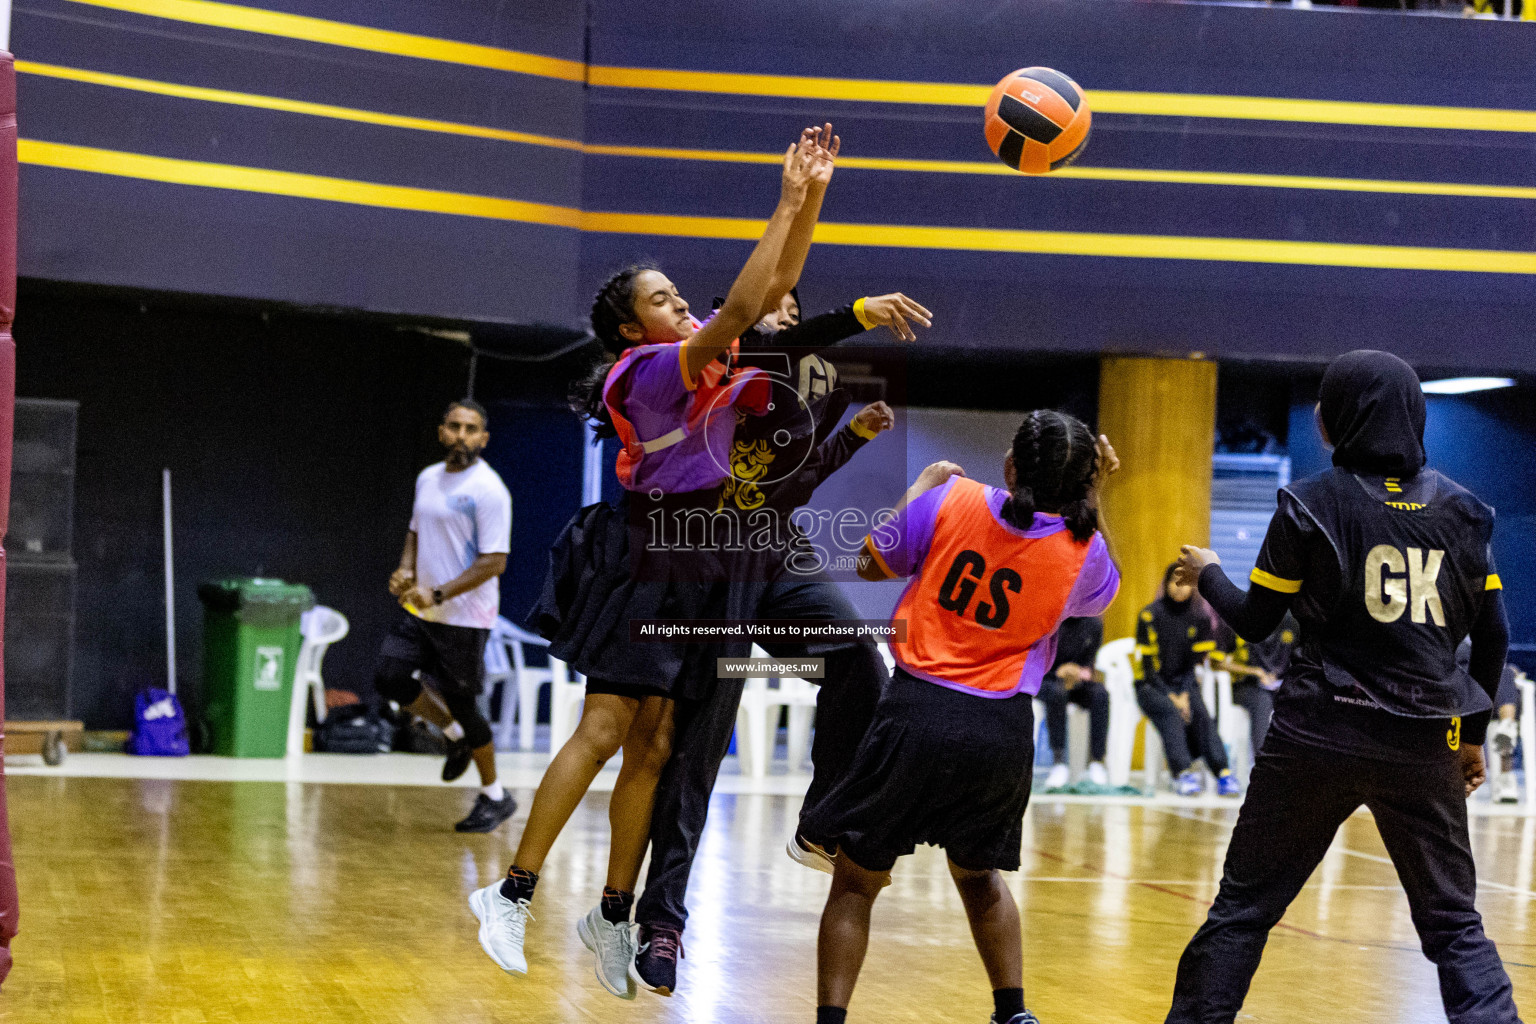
[
  {"x1": 582, "y1": 420, "x2": 603, "y2": 506},
  {"x1": 0, "y1": 0, "x2": 12, "y2": 52},
  {"x1": 163, "y1": 468, "x2": 176, "y2": 695}
]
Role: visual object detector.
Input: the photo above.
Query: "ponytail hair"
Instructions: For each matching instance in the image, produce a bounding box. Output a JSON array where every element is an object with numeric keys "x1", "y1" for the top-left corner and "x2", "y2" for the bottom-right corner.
[
  {"x1": 1002, "y1": 410, "x2": 1100, "y2": 542},
  {"x1": 569, "y1": 263, "x2": 655, "y2": 439}
]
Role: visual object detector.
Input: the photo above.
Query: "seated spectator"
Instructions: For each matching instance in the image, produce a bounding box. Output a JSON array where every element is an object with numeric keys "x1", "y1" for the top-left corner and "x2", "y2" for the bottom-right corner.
[
  {"x1": 1041, "y1": 616, "x2": 1111, "y2": 791},
  {"x1": 1135, "y1": 563, "x2": 1239, "y2": 797},
  {"x1": 1217, "y1": 611, "x2": 1299, "y2": 758},
  {"x1": 1457, "y1": 637, "x2": 1522, "y2": 803}
]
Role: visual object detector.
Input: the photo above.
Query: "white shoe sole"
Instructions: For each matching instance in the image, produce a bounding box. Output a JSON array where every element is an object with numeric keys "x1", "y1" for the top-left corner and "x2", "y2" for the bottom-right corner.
[
  {"x1": 785, "y1": 837, "x2": 892, "y2": 887},
  {"x1": 577, "y1": 912, "x2": 637, "y2": 1000},
  {"x1": 786, "y1": 836, "x2": 836, "y2": 876},
  {"x1": 469, "y1": 886, "x2": 527, "y2": 976}
]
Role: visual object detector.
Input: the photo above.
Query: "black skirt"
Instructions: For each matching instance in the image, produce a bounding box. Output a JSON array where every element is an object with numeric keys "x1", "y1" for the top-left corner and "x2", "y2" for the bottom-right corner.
[
  {"x1": 801, "y1": 667, "x2": 1036, "y2": 873},
  {"x1": 525, "y1": 490, "x2": 766, "y2": 701}
]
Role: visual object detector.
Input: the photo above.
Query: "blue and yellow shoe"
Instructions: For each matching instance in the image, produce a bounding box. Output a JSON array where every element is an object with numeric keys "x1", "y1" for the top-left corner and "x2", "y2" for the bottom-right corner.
[{"x1": 1216, "y1": 770, "x2": 1241, "y2": 798}]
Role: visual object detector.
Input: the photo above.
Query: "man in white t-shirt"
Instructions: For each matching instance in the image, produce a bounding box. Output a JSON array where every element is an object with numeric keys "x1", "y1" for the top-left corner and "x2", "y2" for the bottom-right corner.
[{"x1": 375, "y1": 399, "x2": 516, "y2": 832}]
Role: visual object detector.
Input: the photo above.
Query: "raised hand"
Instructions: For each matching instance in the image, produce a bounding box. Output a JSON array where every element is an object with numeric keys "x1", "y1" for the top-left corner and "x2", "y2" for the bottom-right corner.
[
  {"x1": 780, "y1": 130, "x2": 820, "y2": 207},
  {"x1": 806, "y1": 122, "x2": 841, "y2": 186},
  {"x1": 859, "y1": 292, "x2": 934, "y2": 342},
  {"x1": 1095, "y1": 434, "x2": 1120, "y2": 479}
]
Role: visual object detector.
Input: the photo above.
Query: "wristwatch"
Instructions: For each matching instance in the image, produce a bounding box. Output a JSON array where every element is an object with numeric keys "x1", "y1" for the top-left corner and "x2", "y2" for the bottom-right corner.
[{"x1": 431, "y1": 587, "x2": 444, "y2": 605}]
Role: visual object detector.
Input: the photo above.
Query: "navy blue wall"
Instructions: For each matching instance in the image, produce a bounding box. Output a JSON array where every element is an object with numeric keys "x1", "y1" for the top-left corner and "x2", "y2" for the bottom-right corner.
[
  {"x1": 12, "y1": 0, "x2": 1536, "y2": 366},
  {"x1": 11, "y1": 282, "x2": 601, "y2": 731}
]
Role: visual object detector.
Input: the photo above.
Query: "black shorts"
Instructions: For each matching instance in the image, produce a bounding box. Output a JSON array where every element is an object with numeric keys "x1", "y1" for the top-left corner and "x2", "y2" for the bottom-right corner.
[
  {"x1": 584, "y1": 677, "x2": 673, "y2": 701},
  {"x1": 378, "y1": 611, "x2": 489, "y2": 698},
  {"x1": 800, "y1": 668, "x2": 1036, "y2": 873}
]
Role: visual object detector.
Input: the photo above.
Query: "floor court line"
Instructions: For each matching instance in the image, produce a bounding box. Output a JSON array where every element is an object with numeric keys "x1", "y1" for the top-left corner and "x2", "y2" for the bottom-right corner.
[{"x1": 1150, "y1": 803, "x2": 1536, "y2": 901}]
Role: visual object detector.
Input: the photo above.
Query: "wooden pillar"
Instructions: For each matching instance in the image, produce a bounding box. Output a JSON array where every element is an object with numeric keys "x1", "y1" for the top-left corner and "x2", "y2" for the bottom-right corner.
[{"x1": 1096, "y1": 356, "x2": 1217, "y2": 643}]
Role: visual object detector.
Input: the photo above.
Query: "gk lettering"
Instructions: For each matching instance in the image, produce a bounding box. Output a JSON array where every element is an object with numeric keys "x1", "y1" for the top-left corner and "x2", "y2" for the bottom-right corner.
[{"x1": 1364, "y1": 544, "x2": 1446, "y2": 626}]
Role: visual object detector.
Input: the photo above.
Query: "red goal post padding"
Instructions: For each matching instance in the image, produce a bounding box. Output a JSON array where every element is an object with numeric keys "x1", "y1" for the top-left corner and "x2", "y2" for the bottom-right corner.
[{"x1": 0, "y1": 50, "x2": 22, "y2": 985}]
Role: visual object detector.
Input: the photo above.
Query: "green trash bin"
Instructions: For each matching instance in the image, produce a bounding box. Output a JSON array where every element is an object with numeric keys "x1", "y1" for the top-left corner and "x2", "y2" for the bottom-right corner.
[{"x1": 197, "y1": 578, "x2": 315, "y2": 757}]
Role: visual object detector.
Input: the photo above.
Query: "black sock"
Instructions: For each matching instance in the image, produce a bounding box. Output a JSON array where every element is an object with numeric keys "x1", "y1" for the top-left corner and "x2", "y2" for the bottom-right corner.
[
  {"x1": 601, "y1": 886, "x2": 635, "y2": 925},
  {"x1": 993, "y1": 987, "x2": 1025, "y2": 1022},
  {"x1": 816, "y1": 1008, "x2": 847, "y2": 1024},
  {"x1": 500, "y1": 865, "x2": 538, "y2": 904}
]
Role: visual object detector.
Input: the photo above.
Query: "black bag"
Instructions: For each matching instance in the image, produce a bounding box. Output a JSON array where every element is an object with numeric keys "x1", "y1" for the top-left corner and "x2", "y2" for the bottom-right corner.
[
  {"x1": 393, "y1": 715, "x2": 448, "y2": 756},
  {"x1": 315, "y1": 703, "x2": 395, "y2": 754}
]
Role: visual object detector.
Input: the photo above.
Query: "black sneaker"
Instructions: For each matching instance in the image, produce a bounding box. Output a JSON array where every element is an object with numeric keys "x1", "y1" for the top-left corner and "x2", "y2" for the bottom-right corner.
[
  {"x1": 630, "y1": 923, "x2": 684, "y2": 996},
  {"x1": 442, "y1": 738, "x2": 473, "y2": 782},
  {"x1": 990, "y1": 1013, "x2": 1042, "y2": 1024},
  {"x1": 455, "y1": 792, "x2": 517, "y2": 833}
]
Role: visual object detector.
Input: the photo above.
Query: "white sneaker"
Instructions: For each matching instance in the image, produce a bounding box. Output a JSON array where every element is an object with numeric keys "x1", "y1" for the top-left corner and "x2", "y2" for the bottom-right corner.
[
  {"x1": 577, "y1": 905, "x2": 637, "y2": 999},
  {"x1": 1045, "y1": 763, "x2": 1071, "y2": 791},
  {"x1": 1495, "y1": 770, "x2": 1520, "y2": 804},
  {"x1": 786, "y1": 834, "x2": 836, "y2": 875},
  {"x1": 470, "y1": 882, "x2": 533, "y2": 976},
  {"x1": 1087, "y1": 762, "x2": 1109, "y2": 788}
]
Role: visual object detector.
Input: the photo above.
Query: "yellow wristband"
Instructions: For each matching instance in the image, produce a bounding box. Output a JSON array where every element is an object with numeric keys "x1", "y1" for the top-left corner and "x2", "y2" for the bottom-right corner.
[
  {"x1": 852, "y1": 296, "x2": 876, "y2": 331},
  {"x1": 849, "y1": 418, "x2": 879, "y2": 441}
]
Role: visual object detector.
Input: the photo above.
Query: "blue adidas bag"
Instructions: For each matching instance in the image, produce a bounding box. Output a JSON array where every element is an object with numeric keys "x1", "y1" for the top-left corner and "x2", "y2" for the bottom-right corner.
[{"x1": 128, "y1": 688, "x2": 190, "y2": 757}]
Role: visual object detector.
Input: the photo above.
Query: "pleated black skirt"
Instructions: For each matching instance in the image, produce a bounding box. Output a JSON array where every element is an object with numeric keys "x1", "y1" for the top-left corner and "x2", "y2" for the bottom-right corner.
[{"x1": 801, "y1": 667, "x2": 1036, "y2": 872}]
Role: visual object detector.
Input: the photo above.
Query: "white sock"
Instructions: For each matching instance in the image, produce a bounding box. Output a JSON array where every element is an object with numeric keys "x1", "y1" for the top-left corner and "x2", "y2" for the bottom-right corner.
[
  {"x1": 443, "y1": 721, "x2": 465, "y2": 742},
  {"x1": 482, "y1": 782, "x2": 506, "y2": 801}
]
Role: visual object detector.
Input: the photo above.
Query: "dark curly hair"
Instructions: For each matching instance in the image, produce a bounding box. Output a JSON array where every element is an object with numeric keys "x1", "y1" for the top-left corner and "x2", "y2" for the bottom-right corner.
[
  {"x1": 1002, "y1": 409, "x2": 1100, "y2": 542},
  {"x1": 570, "y1": 263, "x2": 656, "y2": 439}
]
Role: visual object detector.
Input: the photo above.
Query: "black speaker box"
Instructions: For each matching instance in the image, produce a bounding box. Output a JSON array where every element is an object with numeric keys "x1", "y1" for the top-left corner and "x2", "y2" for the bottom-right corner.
[
  {"x1": 9, "y1": 399, "x2": 76, "y2": 561},
  {"x1": 3, "y1": 559, "x2": 75, "y2": 720}
]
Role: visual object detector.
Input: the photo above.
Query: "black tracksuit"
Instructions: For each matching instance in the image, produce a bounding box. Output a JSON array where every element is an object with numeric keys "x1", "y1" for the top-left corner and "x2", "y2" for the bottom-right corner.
[
  {"x1": 1135, "y1": 596, "x2": 1228, "y2": 776},
  {"x1": 1039, "y1": 616, "x2": 1109, "y2": 764},
  {"x1": 636, "y1": 304, "x2": 888, "y2": 935},
  {"x1": 1167, "y1": 351, "x2": 1519, "y2": 1024}
]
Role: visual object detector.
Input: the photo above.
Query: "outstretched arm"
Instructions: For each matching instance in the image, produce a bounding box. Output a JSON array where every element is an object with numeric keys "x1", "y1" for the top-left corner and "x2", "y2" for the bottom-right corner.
[
  {"x1": 760, "y1": 123, "x2": 840, "y2": 319},
  {"x1": 1177, "y1": 548, "x2": 1294, "y2": 643},
  {"x1": 685, "y1": 132, "x2": 823, "y2": 381},
  {"x1": 856, "y1": 460, "x2": 962, "y2": 581}
]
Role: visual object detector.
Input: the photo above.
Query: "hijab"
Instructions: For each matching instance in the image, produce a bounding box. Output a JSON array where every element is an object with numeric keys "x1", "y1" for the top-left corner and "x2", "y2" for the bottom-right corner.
[{"x1": 1318, "y1": 350, "x2": 1426, "y2": 478}]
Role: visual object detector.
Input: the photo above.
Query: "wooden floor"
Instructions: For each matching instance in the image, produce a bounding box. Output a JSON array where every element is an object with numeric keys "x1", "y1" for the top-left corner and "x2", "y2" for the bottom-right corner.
[{"x1": 3, "y1": 772, "x2": 1534, "y2": 1023}]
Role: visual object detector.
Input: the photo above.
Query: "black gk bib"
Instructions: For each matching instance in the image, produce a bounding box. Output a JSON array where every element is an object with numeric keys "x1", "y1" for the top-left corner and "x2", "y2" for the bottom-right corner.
[{"x1": 1285, "y1": 468, "x2": 1495, "y2": 719}]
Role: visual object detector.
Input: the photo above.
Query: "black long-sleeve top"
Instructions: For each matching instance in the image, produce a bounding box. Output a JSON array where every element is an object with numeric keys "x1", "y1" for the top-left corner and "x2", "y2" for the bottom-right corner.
[
  {"x1": 1049, "y1": 616, "x2": 1104, "y2": 681},
  {"x1": 1135, "y1": 597, "x2": 1217, "y2": 696},
  {"x1": 719, "y1": 303, "x2": 875, "y2": 515}
]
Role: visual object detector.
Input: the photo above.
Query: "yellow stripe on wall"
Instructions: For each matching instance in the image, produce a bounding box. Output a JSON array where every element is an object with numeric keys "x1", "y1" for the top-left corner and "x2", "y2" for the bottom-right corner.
[
  {"x1": 23, "y1": 58, "x2": 1536, "y2": 201},
  {"x1": 585, "y1": 211, "x2": 1536, "y2": 275},
  {"x1": 17, "y1": 62, "x2": 585, "y2": 151},
  {"x1": 591, "y1": 65, "x2": 1536, "y2": 134},
  {"x1": 21, "y1": 140, "x2": 1536, "y2": 276},
  {"x1": 57, "y1": 0, "x2": 1536, "y2": 133},
  {"x1": 590, "y1": 142, "x2": 1536, "y2": 202},
  {"x1": 63, "y1": 0, "x2": 586, "y2": 81},
  {"x1": 18, "y1": 139, "x2": 584, "y2": 227}
]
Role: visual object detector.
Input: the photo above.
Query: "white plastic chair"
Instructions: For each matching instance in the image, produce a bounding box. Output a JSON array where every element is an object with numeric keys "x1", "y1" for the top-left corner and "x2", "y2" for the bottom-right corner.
[
  {"x1": 1208, "y1": 664, "x2": 1253, "y2": 785},
  {"x1": 1518, "y1": 673, "x2": 1535, "y2": 806},
  {"x1": 1102, "y1": 637, "x2": 1176, "y2": 792},
  {"x1": 546, "y1": 657, "x2": 587, "y2": 753},
  {"x1": 286, "y1": 605, "x2": 349, "y2": 758},
  {"x1": 483, "y1": 617, "x2": 586, "y2": 752},
  {"x1": 734, "y1": 644, "x2": 818, "y2": 777},
  {"x1": 1033, "y1": 700, "x2": 1091, "y2": 779},
  {"x1": 1099, "y1": 638, "x2": 1148, "y2": 788}
]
